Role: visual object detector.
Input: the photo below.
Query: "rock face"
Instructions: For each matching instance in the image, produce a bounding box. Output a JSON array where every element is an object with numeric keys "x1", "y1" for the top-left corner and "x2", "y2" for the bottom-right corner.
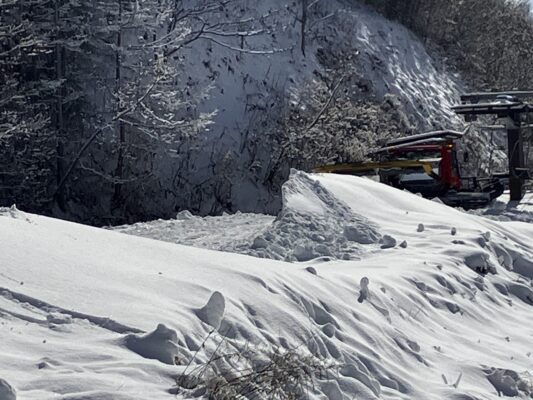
[{"x1": 129, "y1": 0, "x2": 465, "y2": 220}]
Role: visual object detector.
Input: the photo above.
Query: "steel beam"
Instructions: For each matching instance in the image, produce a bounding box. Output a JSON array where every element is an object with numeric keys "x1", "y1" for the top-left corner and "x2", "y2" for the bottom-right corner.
[
  {"x1": 506, "y1": 116, "x2": 525, "y2": 201},
  {"x1": 460, "y1": 91, "x2": 533, "y2": 102}
]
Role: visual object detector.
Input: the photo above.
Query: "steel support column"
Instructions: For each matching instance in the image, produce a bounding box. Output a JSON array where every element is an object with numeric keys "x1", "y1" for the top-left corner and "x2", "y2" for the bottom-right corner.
[{"x1": 506, "y1": 115, "x2": 525, "y2": 201}]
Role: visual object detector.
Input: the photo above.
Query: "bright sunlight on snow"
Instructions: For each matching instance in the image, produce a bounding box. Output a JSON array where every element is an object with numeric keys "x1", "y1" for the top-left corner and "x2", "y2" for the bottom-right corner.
[{"x1": 1, "y1": 172, "x2": 533, "y2": 399}]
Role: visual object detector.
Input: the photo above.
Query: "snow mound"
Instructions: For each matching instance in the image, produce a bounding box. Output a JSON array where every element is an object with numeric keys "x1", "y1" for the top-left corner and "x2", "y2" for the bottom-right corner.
[
  {"x1": 194, "y1": 291, "x2": 226, "y2": 329},
  {"x1": 0, "y1": 379, "x2": 16, "y2": 400},
  {"x1": 0, "y1": 205, "x2": 31, "y2": 223},
  {"x1": 125, "y1": 324, "x2": 179, "y2": 365},
  {"x1": 244, "y1": 171, "x2": 383, "y2": 261}
]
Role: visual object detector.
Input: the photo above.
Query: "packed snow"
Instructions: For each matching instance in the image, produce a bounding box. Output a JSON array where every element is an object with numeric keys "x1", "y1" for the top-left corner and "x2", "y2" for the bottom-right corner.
[
  {"x1": 113, "y1": 211, "x2": 275, "y2": 254},
  {"x1": 2, "y1": 172, "x2": 533, "y2": 399},
  {"x1": 469, "y1": 191, "x2": 533, "y2": 224}
]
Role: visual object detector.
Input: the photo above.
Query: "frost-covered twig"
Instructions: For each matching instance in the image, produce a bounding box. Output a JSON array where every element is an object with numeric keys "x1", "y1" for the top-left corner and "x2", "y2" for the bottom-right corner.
[
  {"x1": 175, "y1": 331, "x2": 339, "y2": 399},
  {"x1": 305, "y1": 73, "x2": 346, "y2": 132}
]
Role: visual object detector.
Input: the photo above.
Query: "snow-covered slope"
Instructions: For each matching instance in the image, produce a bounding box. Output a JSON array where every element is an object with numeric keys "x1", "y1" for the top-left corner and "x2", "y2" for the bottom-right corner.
[
  {"x1": 152, "y1": 0, "x2": 465, "y2": 217},
  {"x1": 2, "y1": 172, "x2": 533, "y2": 399}
]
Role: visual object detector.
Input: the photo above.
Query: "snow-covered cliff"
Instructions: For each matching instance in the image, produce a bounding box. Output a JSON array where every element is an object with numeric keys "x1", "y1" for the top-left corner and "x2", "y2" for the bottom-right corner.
[{"x1": 150, "y1": 0, "x2": 465, "y2": 217}]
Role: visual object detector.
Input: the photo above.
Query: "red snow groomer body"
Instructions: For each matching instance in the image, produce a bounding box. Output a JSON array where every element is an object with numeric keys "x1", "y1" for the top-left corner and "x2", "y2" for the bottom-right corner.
[{"x1": 314, "y1": 130, "x2": 505, "y2": 209}]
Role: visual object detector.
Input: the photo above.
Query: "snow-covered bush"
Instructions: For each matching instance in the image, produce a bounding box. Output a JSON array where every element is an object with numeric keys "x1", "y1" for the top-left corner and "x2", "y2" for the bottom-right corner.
[
  {"x1": 363, "y1": 0, "x2": 533, "y2": 91},
  {"x1": 175, "y1": 333, "x2": 338, "y2": 400}
]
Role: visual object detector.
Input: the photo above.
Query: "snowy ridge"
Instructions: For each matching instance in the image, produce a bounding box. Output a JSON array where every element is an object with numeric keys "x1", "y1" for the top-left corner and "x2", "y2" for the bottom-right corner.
[{"x1": 1, "y1": 173, "x2": 533, "y2": 399}]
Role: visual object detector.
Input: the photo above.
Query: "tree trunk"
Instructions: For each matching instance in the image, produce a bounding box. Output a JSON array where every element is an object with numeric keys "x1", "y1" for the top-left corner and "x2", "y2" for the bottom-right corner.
[
  {"x1": 54, "y1": 0, "x2": 66, "y2": 211},
  {"x1": 112, "y1": 0, "x2": 126, "y2": 211},
  {"x1": 301, "y1": 0, "x2": 308, "y2": 57}
]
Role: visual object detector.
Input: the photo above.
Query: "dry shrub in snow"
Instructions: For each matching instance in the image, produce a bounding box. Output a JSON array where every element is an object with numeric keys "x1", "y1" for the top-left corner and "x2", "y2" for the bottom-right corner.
[
  {"x1": 175, "y1": 333, "x2": 338, "y2": 400},
  {"x1": 277, "y1": 49, "x2": 414, "y2": 173}
]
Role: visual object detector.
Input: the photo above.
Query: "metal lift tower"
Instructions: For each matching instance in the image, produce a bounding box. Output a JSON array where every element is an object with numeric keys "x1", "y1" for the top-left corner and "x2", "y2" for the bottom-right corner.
[{"x1": 452, "y1": 91, "x2": 533, "y2": 201}]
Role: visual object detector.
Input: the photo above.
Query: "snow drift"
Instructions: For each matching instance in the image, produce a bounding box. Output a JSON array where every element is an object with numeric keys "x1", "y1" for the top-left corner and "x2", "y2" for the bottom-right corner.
[
  {"x1": 1, "y1": 172, "x2": 533, "y2": 399},
  {"x1": 246, "y1": 170, "x2": 383, "y2": 261}
]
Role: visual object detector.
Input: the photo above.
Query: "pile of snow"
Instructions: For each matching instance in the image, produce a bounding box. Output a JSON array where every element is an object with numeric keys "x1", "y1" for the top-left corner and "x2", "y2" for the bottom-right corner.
[
  {"x1": 2, "y1": 172, "x2": 533, "y2": 399},
  {"x1": 243, "y1": 170, "x2": 383, "y2": 261},
  {"x1": 125, "y1": 324, "x2": 180, "y2": 366},
  {"x1": 116, "y1": 170, "x2": 384, "y2": 261}
]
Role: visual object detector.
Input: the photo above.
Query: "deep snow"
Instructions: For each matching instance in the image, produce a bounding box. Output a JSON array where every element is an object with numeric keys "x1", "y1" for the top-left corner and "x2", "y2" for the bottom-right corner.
[{"x1": 1, "y1": 172, "x2": 533, "y2": 399}]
